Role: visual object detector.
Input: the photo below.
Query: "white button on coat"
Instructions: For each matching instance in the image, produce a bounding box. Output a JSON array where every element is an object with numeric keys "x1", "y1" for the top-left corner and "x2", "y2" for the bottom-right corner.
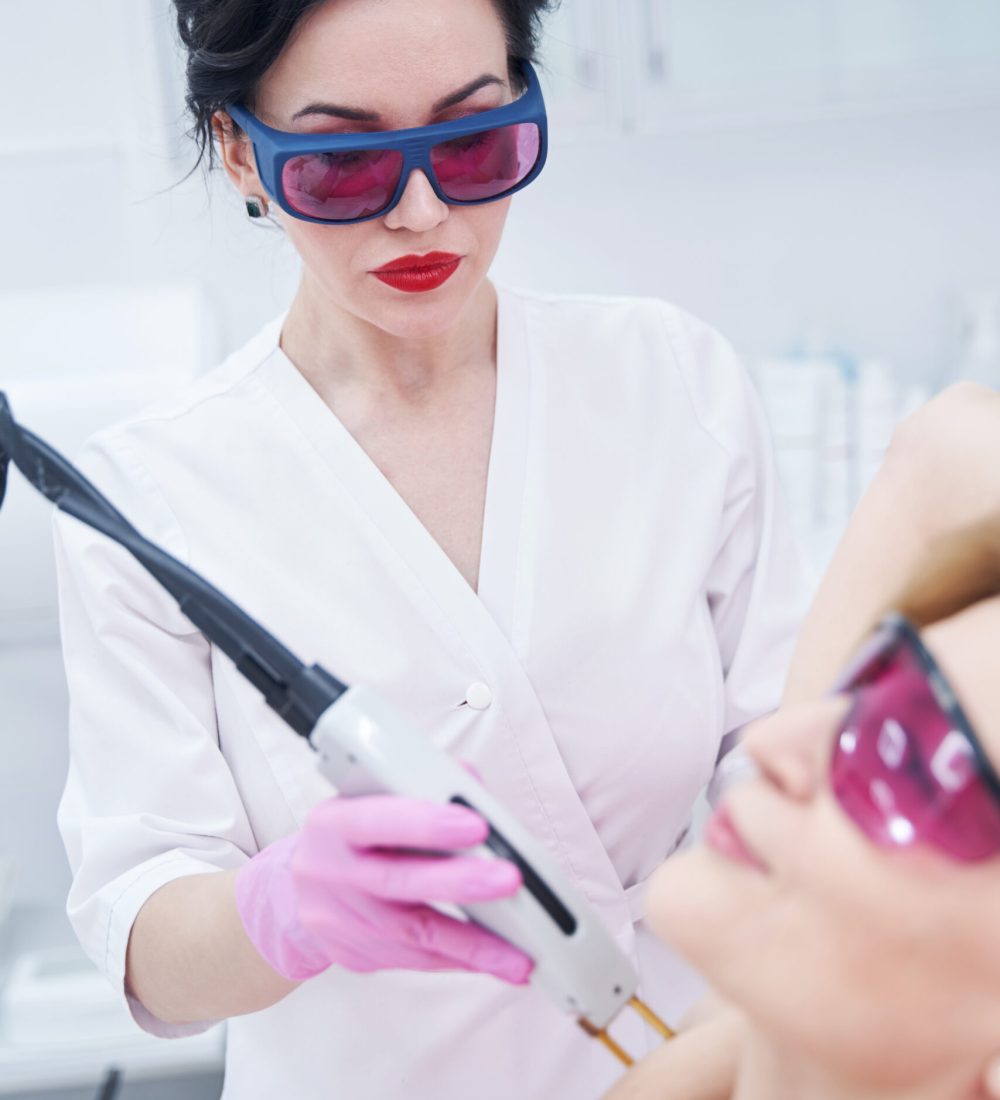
[{"x1": 465, "y1": 682, "x2": 493, "y2": 710}]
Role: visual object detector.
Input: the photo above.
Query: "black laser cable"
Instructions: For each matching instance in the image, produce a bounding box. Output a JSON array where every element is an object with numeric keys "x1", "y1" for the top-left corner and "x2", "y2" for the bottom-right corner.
[
  {"x1": 0, "y1": 391, "x2": 346, "y2": 736},
  {"x1": 94, "y1": 1067, "x2": 122, "y2": 1100}
]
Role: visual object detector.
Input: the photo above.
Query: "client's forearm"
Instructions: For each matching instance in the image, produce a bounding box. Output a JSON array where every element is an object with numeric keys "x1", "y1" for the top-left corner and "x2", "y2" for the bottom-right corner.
[
  {"x1": 601, "y1": 1009, "x2": 745, "y2": 1100},
  {"x1": 784, "y1": 383, "x2": 1000, "y2": 704}
]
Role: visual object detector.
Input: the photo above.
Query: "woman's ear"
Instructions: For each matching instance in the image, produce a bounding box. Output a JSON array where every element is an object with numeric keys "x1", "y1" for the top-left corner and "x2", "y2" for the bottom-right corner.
[
  {"x1": 981, "y1": 1051, "x2": 1000, "y2": 1098},
  {"x1": 212, "y1": 111, "x2": 264, "y2": 198}
]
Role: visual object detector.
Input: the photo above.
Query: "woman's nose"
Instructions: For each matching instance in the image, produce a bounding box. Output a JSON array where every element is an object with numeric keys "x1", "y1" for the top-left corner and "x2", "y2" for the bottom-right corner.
[
  {"x1": 383, "y1": 168, "x2": 449, "y2": 233},
  {"x1": 741, "y1": 697, "x2": 851, "y2": 801}
]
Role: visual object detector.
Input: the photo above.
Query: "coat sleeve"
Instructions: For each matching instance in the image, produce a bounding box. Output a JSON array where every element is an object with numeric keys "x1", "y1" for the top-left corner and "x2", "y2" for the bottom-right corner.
[
  {"x1": 53, "y1": 426, "x2": 258, "y2": 1037},
  {"x1": 663, "y1": 307, "x2": 816, "y2": 805}
]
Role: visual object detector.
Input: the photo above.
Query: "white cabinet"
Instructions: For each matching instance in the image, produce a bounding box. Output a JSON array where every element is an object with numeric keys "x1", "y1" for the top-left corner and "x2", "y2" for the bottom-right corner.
[
  {"x1": 538, "y1": 0, "x2": 1000, "y2": 137},
  {"x1": 0, "y1": 0, "x2": 175, "y2": 158},
  {"x1": 656, "y1": 0, "x2": 831, "y2": 90},
  {"x1": 834, "y1": 0, "x2": 1000, "y2": 72},
  {"x1": 534, "y1": 0, "x2": 626, "y2": 136},
  {"x1": 0, "y1": 0, "x2": 189, "y2": 290},
  {"x1": 0, "y1": 0, "x2": 126, "y2": 155}
]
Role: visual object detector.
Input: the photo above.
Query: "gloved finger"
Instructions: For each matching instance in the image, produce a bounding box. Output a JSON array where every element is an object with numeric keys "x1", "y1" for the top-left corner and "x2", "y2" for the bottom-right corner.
[
  {"x1": 342, "y1": 850, "x2": 523, "y2": 904},
  {"x1": 310, "y1": 795, "x2": 489, "y2": 851},
  {"x1": 382, "y1": 940, "x2": 534, "y2": 985},
  {"x1": 310, "y1": 898, "x2": 534, "y2": 984},
  {"x1": 390, "y1": 901, "x2": 535, "y2": 985},
  {"x1": 298, "y1": 888, "x2": 535, "y2": 984}
]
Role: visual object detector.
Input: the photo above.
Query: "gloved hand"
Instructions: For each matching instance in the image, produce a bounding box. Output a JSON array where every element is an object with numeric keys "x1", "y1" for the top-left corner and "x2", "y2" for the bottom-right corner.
[{"x1": 235, "y1": 793, "x2": 534, "y2": 985}]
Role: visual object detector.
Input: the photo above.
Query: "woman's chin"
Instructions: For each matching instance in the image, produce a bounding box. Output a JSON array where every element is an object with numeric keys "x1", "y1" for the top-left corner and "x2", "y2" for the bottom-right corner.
[
  {"x1": 361, "y1": 286, "x2": 476, "y2": 340},
  {"x1": 644, "y1": 848, "x2": 718, "y2": 951}
]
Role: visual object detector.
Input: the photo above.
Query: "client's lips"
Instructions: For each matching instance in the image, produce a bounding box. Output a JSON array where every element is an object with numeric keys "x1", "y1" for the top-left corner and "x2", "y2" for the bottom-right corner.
[{"x1": 704, "y1": 804, "x2": 769, "y2": 872}]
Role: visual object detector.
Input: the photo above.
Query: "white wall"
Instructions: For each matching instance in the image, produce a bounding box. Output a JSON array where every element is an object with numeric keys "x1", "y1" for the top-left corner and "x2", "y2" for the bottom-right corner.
[{"x1": 495, "y1": 100, "x2": 1000, "y2": 386}]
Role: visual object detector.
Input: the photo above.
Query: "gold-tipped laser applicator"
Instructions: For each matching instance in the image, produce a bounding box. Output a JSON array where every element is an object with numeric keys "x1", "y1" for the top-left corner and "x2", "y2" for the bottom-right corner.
[{"x1": 578, "y1": 995, "x2": 676, "y2": 1066}]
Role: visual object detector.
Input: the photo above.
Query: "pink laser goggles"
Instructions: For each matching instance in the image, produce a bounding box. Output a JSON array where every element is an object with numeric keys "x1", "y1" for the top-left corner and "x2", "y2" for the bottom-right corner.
[
  {"x1": 225, "y1": 61, "x2": 548, "y2": 226},
  {"x1": 830, "y1": 613, "x2": 1000, "y2": 862}
]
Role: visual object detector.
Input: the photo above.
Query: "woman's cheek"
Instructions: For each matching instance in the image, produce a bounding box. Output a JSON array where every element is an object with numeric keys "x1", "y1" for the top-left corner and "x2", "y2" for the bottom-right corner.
[
  {"x1": 285, "y1": 222, "x2": 363, "y2": 290},
  {"x1": 643, "y1": 849, "x2": 756, "y2": 969},
  {"x1": 465, "y1": 198, "x2": 511, "y2": 267}
]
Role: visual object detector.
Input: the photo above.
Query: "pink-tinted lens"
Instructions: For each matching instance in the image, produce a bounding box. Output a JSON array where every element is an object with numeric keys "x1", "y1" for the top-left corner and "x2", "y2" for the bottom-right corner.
[
  {"x1": 282, "y1": 148, "x2": 404, "y2": 221},
  {"x1": 430, "y1": 123, "x2": 540, "y2": 202},
  {"x1": 831, "y1": 640, "x2": 1000, "y2": 861}
]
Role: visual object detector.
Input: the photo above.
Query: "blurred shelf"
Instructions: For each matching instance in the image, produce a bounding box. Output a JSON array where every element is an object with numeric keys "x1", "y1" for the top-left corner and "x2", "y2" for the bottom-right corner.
[
  {"x1": 540, "y1": 0, "x2": 1000, "y2": 141},
  {"x1": 0, "y1": 1027, "x2": 224, "y2": 1096},
  {"x1": 0, "y1": 137, "x2": 124, "y2": 158},
  {"x1": 0, "y1": 908, "x2": 224, "y2": 1096}
]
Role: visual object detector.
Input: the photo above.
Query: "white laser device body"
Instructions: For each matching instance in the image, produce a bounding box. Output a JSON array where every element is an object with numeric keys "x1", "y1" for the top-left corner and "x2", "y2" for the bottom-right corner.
[{"x1": 311, "y1": 685, "x2": 638, "y2": 1030}]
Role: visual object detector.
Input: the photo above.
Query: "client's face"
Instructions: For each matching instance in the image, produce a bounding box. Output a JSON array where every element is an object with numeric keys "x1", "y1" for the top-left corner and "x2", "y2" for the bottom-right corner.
[{"x1": 648, "y1": 596, "x2": 1000, "y2": 1090}]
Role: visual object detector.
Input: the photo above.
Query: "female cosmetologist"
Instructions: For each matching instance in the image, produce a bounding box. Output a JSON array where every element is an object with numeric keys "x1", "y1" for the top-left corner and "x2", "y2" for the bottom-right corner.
[{"x1": 52, "y1": 1, "x2": 809, "y2": 1097}]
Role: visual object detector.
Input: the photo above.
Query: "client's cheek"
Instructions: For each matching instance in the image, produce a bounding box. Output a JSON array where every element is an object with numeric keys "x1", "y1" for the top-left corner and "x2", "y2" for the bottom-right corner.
[
  {"x1": 642, "y1": 859, "x2": 683, "y2": 944},
  {"x1": 800, "y1": 849, "x2": 924, "y2": 1001},
  {"x1": 642, "y1": 849, "x2": 754, "y2": 974},
  {"x1": 642, "y1": 853, "x2": 722, "y2": 956}
]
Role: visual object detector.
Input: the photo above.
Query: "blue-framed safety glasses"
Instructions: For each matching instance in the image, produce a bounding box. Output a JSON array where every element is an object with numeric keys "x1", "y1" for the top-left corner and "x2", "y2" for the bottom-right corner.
[{"x1": 226, "y1": 60, "x2": 548, "y2": 225}]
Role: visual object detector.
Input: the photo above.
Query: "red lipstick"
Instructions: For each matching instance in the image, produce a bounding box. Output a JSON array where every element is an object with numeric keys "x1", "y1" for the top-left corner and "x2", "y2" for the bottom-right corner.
[
  {"x1": 704, "y1": 805, "x2": 768, "y2": 872},
  {"x1": 371, "y1": 251, "x2": 463, "y2": 293}
]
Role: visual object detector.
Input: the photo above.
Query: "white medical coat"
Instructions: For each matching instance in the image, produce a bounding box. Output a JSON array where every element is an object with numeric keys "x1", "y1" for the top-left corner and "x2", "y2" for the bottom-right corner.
[{"x1": 54, "y1": 287, "x2": 810, "y2": 1100}]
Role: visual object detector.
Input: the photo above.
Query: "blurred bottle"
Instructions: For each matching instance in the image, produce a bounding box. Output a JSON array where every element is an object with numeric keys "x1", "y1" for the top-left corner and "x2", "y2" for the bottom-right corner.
[
  {"x1": 855, "y1": 359, "x2": 901, "y2": 497},
  {"x1": 753, "y1": 354, "x2": 852, "y2": 571},
  {"x1": 754, "y1": 349, "x2": 913, "y2": 572},
  {"x1": 955, "y1": 290, "x2": 1000, "y2": 389}
]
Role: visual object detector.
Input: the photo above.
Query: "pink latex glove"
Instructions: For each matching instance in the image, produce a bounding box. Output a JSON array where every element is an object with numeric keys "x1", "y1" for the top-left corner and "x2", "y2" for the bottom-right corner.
[{"x1": 235, "y1": 793, "x2": 534, "y2": 985}]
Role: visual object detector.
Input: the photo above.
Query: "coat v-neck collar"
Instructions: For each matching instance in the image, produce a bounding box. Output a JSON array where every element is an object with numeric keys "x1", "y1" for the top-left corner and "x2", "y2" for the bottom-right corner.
[{"x1": 259, "y1": 284, "x2": 533, "y2": 663}]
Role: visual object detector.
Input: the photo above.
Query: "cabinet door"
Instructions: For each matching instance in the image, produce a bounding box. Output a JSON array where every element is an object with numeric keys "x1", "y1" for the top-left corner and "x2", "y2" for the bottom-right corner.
[
  {"x1": 0, "y1": 0, "x2": 129, "y2": 154},
  {"x1": 630, "y1": 0, "x2": 831, "y2": 126},
  {"x1": 661, "y1": 0, "x2": 829, "y2": 90},
  {"x1": 536, "y1": 0, "x2": 626, "y2": 137},
  {"x1": 629, "y1": 0, "x2": 1000, "y2": 130},
  {"x1": 832, "y1": 0, "x2": 1000, "y2": 97}
]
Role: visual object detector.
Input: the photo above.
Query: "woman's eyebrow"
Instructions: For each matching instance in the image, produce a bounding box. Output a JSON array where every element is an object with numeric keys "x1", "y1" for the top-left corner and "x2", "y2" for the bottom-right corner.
[{"x1": 291, "y1": 73, "x2": 507, "y2": 122}]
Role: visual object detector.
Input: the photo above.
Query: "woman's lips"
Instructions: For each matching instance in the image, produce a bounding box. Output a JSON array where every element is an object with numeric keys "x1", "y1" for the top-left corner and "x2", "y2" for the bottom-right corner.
[
  {"x1": 371, "y1": 251, "x2": 463, "y2": 293},
  {"x1": 704, "y1": 804, "x2": 769, "y2": 872}
]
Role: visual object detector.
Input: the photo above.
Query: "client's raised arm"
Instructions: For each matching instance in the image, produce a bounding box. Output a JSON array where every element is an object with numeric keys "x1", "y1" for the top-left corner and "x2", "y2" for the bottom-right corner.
[{"x1": 784, "y1": 382, "x2": 1000, "y2": 703}]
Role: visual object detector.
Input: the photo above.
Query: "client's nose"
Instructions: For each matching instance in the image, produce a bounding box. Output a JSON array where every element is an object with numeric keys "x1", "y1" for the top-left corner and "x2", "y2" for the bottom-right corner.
[{"x1": 742, "y1": 697, "x2": 851, "y2": 800}]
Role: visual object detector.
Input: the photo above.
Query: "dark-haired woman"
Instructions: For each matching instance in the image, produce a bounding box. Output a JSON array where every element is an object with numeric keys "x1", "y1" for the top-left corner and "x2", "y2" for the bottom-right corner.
[{"x1": 53, "y1": 1, "x2": 810, "y2": 1096}]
